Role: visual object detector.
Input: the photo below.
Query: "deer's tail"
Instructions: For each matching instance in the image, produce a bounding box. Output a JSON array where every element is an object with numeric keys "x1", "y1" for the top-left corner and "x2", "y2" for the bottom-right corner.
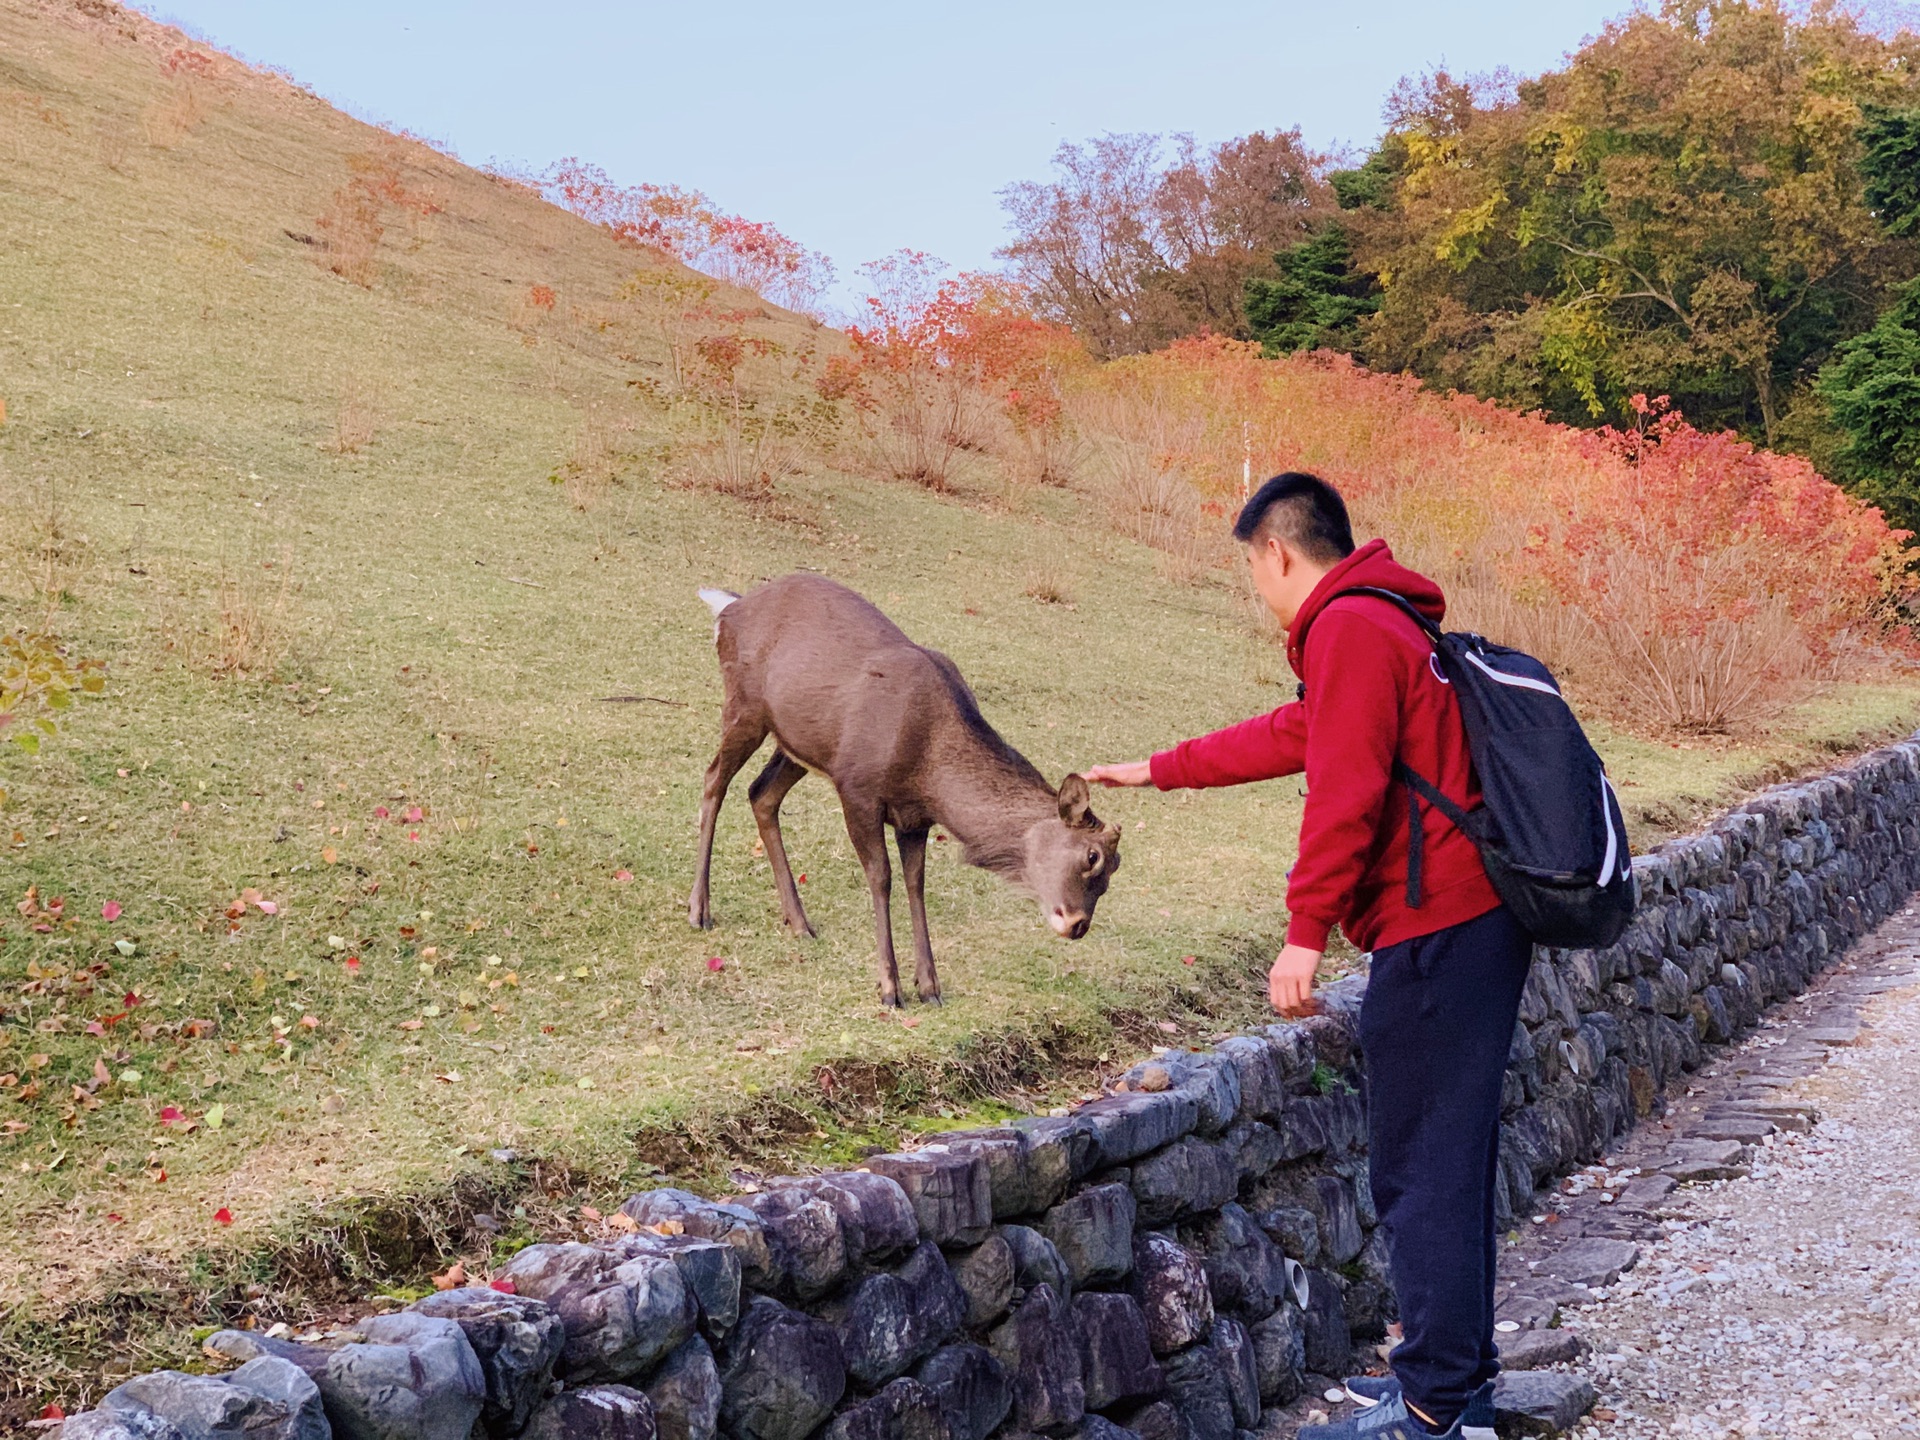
[{"x1": 697, "y1": 588, "x2": 740, "y2": 619}]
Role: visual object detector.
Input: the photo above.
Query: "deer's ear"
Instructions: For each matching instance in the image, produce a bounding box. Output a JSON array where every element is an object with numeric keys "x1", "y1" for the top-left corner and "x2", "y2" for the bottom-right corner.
[{"x1": 1058, "y1": 774, "x2": 1095, "y2": 828}]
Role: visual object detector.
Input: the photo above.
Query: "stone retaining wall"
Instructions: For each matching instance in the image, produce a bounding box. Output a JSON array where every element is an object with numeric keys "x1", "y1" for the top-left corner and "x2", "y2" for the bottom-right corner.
[{"x1": 60, "y1": 734, "x2": 1920, "y2": 1440}]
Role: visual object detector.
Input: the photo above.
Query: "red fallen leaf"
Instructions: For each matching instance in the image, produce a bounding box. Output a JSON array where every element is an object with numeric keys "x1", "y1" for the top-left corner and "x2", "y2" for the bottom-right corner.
[
  {"x1": 40, "y1": 1405, "x2": 66, "y2": 1421},
  {"x1": 152, "y1": 1167, "x2": 168, "y2": 1183},
  {"x1": 85, "y1": 1020, "x2": 106, "y2": 1036},
  {"x1": 613, "y1": 869, "x2": 633, "y2": 882},
  {"x1": 159, "y1": 1105, "x2": 185, "y2": 1125},
  {"x1": 405, "y1": 806, "x2": 424, "y2": 822},
  {"x1": 901, "y1": 1016, "x2": 920, "y2": 1029},
  {"x1": 106, "y1": 1212, "x2": 123, "y2": 1222},
  {"x1": 706, "y1": 957, "x2": 725, "y2": 972},
  {"x1": 489, "y1": 1277, "x2": 517, "y2": 1294},
  {"x1": 214, "y1": 1206, "x2": 233, "y2": 1225},
  {"x1": 124, "y1": 992, "x2": 141, "y2": 1008},
  {"x1": 255, "y1": 899, "x2": 278, "y2": 915},
  {"x1": 345, "y1": 956, "x2": 362, "y2": 974},
  {"x1": 1181, "y1": 955, "x2": 1196, "y2": 966},
  {"x1": 101, "y1": 901, "x2": 122, "y2": 921},
  {"x1": 408, "y1": 831, "x2": 420, "y2": 842},
  {"x1": 798, "y1": 874, "x2": 807, "y2": 884},
  {"x1": 374, "y1": 806, "x2": 390, "y2": 818}
]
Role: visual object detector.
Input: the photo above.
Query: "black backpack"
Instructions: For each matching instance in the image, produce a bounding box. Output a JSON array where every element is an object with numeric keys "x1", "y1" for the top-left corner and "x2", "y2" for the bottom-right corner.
[{"x1": 1321, "y1": 587, "x2": 1636, "y2": 950}]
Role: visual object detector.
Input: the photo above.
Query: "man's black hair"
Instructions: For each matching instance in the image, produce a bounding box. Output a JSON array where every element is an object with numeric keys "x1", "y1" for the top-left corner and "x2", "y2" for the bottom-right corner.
[{"x1": 1232, "y1": 471, "x2": 1356, "y2": 565}]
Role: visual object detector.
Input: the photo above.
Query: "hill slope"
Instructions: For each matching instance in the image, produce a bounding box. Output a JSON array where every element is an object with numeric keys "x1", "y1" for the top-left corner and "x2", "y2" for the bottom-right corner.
[{"x1": 2, "y1": 0, "x2": 1917, "y2": 1406}]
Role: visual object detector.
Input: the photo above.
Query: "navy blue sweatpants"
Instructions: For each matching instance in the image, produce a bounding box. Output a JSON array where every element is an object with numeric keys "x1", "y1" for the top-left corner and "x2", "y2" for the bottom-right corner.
[{"x1": 1360, "y1": 903, "x2": 1532, "y2": 1429}]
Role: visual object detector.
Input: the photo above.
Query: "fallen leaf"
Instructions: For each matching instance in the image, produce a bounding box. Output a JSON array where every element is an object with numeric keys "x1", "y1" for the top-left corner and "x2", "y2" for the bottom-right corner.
[
  {"x1": 159, "y1": 1105, "x2": 185, "y2": 1125},
  {"x1": 405, "y1": 806, "x2": 424, "y2": 823},
  {"x1": 345, "y1": 957, "x2": 362, "y2": 975},
  {"x1": 328, "y1": 935, "x2": 347, "y2": 950},
  {"x1": 433, "y1": 1261, "x2": 467, "y2": 1290},
  {"x1": 40, "y1": 1405, "x2": 66, "y2": 1422},
  {"x1": 101, "y1": 900, "x2": 122, "y2": 921},
  {"x1": 706, "y1": 957, "x2": 725, "y2": 972},
  {"x1": 114, "y1": 939, "x2": 137, "y2": 957},
  {"x1": 434, "y1": 1071, "x2": 461, "y2": 1084},
  {"x1": 398, "y1": 1019, "x2": 423, "y2": 1031},
  {"x1": 489, "y1": 1277, "x2": 517, "y2": 1294},
  {"x1": 204, "y1": 1104, "x2": 225, "y2": 1130},
  {"x1": 214, "y1": 1206, "x2": 233, "y2": 1226},
  {"x1": 613, "y1": 869, "x2": 633, "y2": 882},
  {"x1": 322, "y1": 847, "x2": 338, "y2": 865},
  {"x1": 1181, "y1": 955, "x2": 1196, "y2": 966},
  {"x1": 374, "y1": 806, "x2": 390, "y2": 818},
  {"x1": 579, "y1": 1205, "x2": 603, "y2": 1222},
  {"x1": 1155, "y1": 1020, "x2": 1180, "y2": 1034},
  {"x1": 901, "y1": 1016, "x2": 920, "y2": 1029},
  {"x1": 151, "y1": 1166, "x2": 168, "y2": 1183},
  {"x1": 608, "y1": 1212, "x2": 640, "y2": 1233},
  {"x1": 256, "y1": 899, "x2": 278, "y2": 915},
  {"x1": 576, "y1": 1077, "x2": 595, "y2": 1089}
]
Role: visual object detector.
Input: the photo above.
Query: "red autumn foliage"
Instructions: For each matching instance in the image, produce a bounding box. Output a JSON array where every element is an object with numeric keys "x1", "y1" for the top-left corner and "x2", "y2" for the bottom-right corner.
[{"x1": 543, "y1": 159, "x2": 834, "y2": 315}]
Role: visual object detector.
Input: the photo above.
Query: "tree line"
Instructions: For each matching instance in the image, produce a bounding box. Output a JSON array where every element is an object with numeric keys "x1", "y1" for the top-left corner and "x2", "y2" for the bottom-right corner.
[{"x1": 996, "y1": 2, "x2": 1920, "y2": 529}]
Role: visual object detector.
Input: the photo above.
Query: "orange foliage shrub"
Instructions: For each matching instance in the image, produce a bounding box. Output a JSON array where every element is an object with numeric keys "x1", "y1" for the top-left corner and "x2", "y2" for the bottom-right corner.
[
  {"x1": 1066, "y1": 338, "x2": 1915, "y2": 727},
  {"x1": 315, "y1": 151, "x2": 441, "y2": 288}
]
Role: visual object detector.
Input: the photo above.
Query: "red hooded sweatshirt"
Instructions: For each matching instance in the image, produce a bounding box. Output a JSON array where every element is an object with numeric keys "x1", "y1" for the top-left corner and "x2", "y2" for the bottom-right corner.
[{"x1": 1149, "y1": 539, "x2": 1499, "y2": 953}]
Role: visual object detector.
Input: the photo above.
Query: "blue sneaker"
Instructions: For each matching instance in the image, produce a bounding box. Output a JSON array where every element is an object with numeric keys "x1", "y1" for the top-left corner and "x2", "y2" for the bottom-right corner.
[
  {"x1": 1297, "y1": 1391, "x2": 1462, "y2": 1438},
  {"x1": 1340, "y1": 1377, "x2": 1496, "y2": 1439}
]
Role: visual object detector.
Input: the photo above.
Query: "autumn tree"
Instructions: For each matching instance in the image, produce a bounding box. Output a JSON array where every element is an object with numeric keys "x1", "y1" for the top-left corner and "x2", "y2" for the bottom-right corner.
[
  {"x1": 1342, "y1": 3, "x2": 1920, "y2": 441},
  {"x1": 998, "y1": 130, "x2": 1335, "y2": 356}
]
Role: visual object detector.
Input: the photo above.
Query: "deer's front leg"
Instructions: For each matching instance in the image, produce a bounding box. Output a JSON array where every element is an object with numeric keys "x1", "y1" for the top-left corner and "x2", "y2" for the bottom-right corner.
[
  {"x1": 842, "y1": 802, "x2": 901, "y2": 1008},
  {"x1": 689, "y1": 721, "x2": 766, "y2": 930},
  {"x1": 896, "y1": 827, "x2": 940, "y2": 1004}
]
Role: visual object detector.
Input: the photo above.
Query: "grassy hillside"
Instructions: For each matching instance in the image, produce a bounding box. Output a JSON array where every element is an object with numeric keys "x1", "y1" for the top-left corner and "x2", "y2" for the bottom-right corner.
[{"x1": 1, "y1": 0, "x2": 1917, "y2": 1408}]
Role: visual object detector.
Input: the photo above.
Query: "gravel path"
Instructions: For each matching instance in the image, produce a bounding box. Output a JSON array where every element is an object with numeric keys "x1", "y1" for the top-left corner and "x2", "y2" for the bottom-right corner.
[{"x1": 1555, "y1": 900, "x2": 1920, "y2": 1439}]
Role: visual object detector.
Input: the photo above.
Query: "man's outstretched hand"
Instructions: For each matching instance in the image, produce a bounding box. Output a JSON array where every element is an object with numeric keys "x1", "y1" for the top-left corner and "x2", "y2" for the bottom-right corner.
[
  {"x1": 1085, "y1": 760, "x2": 1154, "y2": 788},
  {"x1": 1269, "y1": 944, "x2": 1322, "y2": 1017}
]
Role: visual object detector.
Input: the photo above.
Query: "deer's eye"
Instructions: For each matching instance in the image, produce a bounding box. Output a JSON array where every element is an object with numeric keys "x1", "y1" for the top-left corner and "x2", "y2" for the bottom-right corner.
[{"x1": 1086, "y1": 848, "x2": 1102, "y2": 873}]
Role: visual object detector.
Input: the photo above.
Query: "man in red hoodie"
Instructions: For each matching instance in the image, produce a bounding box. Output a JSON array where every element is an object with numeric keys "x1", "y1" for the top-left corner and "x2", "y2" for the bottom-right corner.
[{"x1": 1088, "y1": 472, "x2": 1529, "y2": 1440}]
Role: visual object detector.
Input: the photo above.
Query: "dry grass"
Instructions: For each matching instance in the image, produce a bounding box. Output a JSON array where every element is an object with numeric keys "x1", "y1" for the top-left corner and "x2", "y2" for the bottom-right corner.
[{"x1": 327, "y1": 380, "x2": 377, "y2": 455}]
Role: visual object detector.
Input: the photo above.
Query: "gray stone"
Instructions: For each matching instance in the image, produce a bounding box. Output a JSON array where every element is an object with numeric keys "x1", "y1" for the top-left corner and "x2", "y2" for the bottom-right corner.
[
  {"x1": 1129, "y1": 1139, "x2": 1237, "y2": 1226},
  {"x1": 495, "y1": 1243, "x2": 697, "y2": 1382},
  {"x1": 100, "y1": 1362, "x2": 324, "y2": 1440},
  {"x1": 1158, "y1": 1344, "x2": 1233, "y2": 1440},
  {"x1": 1128, "y1": 1232, "x2": 1213, "y2": 1354},
  {"x1": 780, "y1": 1172, "x2": 921, "y2": 1268},
  {"x1": 1186, "y1": 1203, "x2": 1292, "y2": 1321},
  {"x1": 1613, "y1": 1175, "x2": 1677, "y2": 1211},
  {"x1": 521, "y1": 1386, "x2": 656, "y2": 1440},
  {"x1": 1209, "y1": 1319, "x2": 1258, "y2": 1430},
  {"x1": 642, "y1": 1235, "x2": 744, "y2": 1335},
  {"x1": 644, "y1": 1336, "x2": 721, "y2": 1440},
  {"x1": 716, "y1": 1297, "x2": 847, "y2": 1440},
  {"x1": 1040, "y1": 1184, "x2": 1136, "y2": 1289},
  {"x1": 1000, "y1": 1224, "x2": 1073, "y2": 1302},
  {"x1": 60, "y1": 1412, "x2": 184, "y2": 1440},
  {"x1": 1247, "y1": 1306, "x2": 1306, "y2": 1405},
  {"x1": 1496, "y1": 1328, "x2": 1584, "y2": 1371},
  {"x1": 941, "y1": 1128, "x2": 1071, "y2": 1219},
  {"x1": 1070, "y1": 1291, "x2": 1163, "y2": 1411},
  {"x1": 821, "y1": 1380, "x2": 951, "y2": 1440},
  {"x1": 1300, "y1": 1269, "x2": 1350, "y2": 1378},
  {"x1": 1663, "y1": 1156, "x2": 1752, "y2": 1185},
  {"x1": 412, "y1": 1287, "x2": 566, "y2": 1435},
  {"x1": 1310, "y1": 1175, "x2": 1364, "y2": 1267},
  {"x1": 1218, "y1": 1122, "x2": 1285, "y2": 1188},
  {"x1": 734, "y1": 1187, "x2": 851, "y2": 1301},
  {"x1": 829, "y1": 1242, "x2": 968, "y2": 1387},
  {"x1": 1066, "y1": 1419, "x2": 1139, "y2": 1440},
  {"x1": 1538, "y1": 1238, "x2": 1639, "y2": 1289},
  {"x1": 1252, "y1": 1205, "x2": 1319, "y2": 1266},
  {"x1": 949, "y1": 1233, "x2": 1016, "y2": 1329},
  {"x1": 1013, "y1": 1115, "x2": 1098, "y2": 1185},
  {"x1": 914, "y1": 1345, "x2": 1012, "y2": 1440},
  {"x1": 987, "y1": 1284, "x2": 1085, "y2": 1433},
  {"x1": 620, "y1": 1189, "x2": 776, "y2": 1292},
  {"x1": 1074, "y1": 1093, "x2": 1198, "y2": 1169},
  {"x1": 865, "y1": 1150, "x2": 994, "y2": 1246},
  {"x1": 1215, "y1": 1037, "x2": 1287, "y2": 1123},
  {"x1": 1114, "y1": 1401, "x2": 1189, "y2": 1440},
  {"x1": 1491, "y1": 1371, "x2": 1597, "y2": 1435}
]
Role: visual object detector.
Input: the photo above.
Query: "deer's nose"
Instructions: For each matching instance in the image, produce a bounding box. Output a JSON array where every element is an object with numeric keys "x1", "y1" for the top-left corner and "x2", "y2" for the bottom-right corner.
[{"x1": 1050, "y1": 907, "x2": 1090, "y2": 939}]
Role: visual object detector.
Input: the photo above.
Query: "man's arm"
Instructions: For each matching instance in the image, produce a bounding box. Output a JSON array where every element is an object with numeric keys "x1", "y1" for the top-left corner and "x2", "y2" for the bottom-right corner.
[
  {"x1": 1087, "y1": 702, "x2": 1310, "y2": 792},
  {"x1": 1280, "y1": 608, "x2": 1406, "y2": 950}
]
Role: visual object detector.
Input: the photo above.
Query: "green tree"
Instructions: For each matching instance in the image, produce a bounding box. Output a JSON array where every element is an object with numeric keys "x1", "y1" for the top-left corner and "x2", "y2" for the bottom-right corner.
[
  {"x1": 1243, "y1": 227, "x2": 1379, "y2": 355},
  {"x1": 1816, "y1": 276, "x2": 1920, "y2": 529},
  {"x1": 1346, "y1": 3, "x2": 1920, "y2": 441}
]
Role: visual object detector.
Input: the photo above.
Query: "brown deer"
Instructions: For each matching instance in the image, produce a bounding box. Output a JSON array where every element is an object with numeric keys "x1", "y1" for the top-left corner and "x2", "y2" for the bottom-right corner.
[{"x1": 688, "y1": 574, "x2": 1122, "y2": 1007}]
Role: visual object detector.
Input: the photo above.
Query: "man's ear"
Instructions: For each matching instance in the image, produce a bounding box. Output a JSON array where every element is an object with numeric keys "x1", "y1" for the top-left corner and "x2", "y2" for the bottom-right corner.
[
  {"x1": 1057, "y1": 773, "x2": 1095, "y2": 828},
  {"x1": 1270, "y1": 535, "x2": 1293, "y2": 575}
]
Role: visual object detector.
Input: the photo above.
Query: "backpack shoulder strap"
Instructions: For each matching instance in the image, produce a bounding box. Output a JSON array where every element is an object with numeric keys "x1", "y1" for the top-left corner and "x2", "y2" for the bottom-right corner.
[{"x1": 1320, "y1": 586, "x2": 1446, "y2": 646}]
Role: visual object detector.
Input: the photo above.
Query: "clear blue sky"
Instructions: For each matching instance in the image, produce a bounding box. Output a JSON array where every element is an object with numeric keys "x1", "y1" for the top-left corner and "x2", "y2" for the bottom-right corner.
[{"x1": 139, "y1": 1, "x2": 1633, "y2": 296}]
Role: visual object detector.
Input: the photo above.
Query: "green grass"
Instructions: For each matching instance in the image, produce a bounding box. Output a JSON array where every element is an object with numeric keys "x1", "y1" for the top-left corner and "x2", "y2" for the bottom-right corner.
[{"x1": 1, "y1": 0, "x2": 1917, "y2": 1407}]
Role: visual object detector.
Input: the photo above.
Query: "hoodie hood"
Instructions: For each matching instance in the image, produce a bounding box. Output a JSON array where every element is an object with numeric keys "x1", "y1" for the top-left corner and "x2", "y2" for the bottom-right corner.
[{"x1": 1285, "y1": 538, "x2": 1446, "y2": 678}]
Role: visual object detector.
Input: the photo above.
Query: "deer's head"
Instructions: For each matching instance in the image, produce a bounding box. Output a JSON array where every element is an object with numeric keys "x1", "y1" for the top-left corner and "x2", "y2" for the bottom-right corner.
[{"x1": 1026, "y1": 774, "x2": 1122, "y2": 939}]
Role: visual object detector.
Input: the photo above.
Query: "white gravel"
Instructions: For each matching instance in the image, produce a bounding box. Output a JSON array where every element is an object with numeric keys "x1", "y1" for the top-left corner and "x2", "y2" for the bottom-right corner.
[{"x1": 1558, "y1": 920, "x2": 1920, "y2": 1438}]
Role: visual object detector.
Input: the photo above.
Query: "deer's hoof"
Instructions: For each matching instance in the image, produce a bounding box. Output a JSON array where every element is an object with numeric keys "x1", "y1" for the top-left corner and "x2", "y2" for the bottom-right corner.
[
  {"x1": 879, "y1": 993, "x2": 903, "y2": 1010},
  {"x1": 787, "y1": 917, "x2": 817, "y2": 939},
  {"x1": 918, "y1": 990, "x2": 943, "y2": 1007},
  {"x1": 688, "y1": 909, "x2": 714, "y2": 931}
]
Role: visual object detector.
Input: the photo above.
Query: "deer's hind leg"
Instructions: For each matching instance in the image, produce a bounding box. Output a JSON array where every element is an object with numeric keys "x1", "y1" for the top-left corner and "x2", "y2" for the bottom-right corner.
[
  {"x1": 688, "y1": 714, "x2": 767, "y2": 930},
  {"x1": 896, "y1": 826, "x2": 941, "y2": 1004},
  {"x1": 748, "y1": 749, "x2": 814, "y2": 937}
]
